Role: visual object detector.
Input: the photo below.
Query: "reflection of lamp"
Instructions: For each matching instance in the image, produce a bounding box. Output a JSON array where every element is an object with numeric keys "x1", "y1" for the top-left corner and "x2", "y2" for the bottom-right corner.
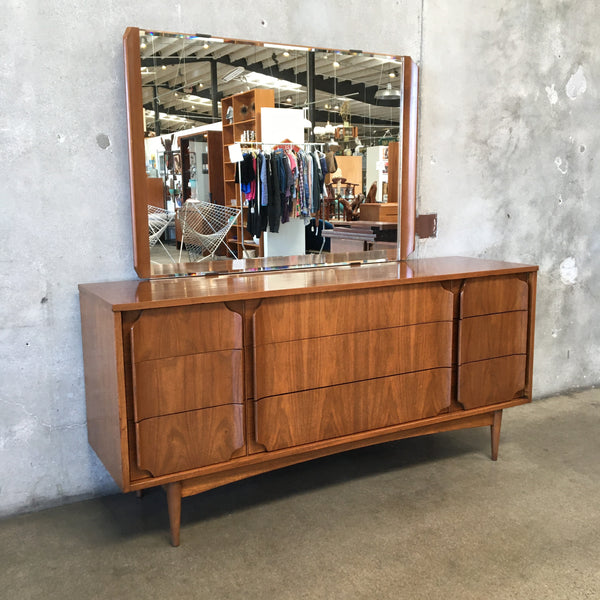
[
  {"x1": 375, "y1": 82, "x2": 402, "y2": 105},
  {"x1": 324, "y1": 121, "x2": 336, "y2": 135},
  {"x1": 302, "y1": 107, "x2": 313, "y2": 130}
]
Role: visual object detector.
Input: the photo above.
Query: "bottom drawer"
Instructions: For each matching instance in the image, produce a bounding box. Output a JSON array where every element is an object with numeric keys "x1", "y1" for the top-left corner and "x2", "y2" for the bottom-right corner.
[
  {"x1": 458, "y1": 355, "x2": 526, "y2": 409},
  {"x1": 254, "y1": 369, "x2": 451, "y2": 451},
  {"x1": 136, "y1": 404, "x2": 244, "y2": 477}
]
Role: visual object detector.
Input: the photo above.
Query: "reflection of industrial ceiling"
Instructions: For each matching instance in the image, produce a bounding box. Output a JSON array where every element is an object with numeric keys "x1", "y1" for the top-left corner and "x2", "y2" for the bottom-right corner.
[{"x1": 140, "y1": 32, "x2": 403, "y2": 141}]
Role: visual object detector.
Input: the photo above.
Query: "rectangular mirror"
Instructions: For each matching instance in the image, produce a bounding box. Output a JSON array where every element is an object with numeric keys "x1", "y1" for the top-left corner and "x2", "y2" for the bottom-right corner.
[{"x1": 124, "y1": 27, "x2": 418, "y2": 278}]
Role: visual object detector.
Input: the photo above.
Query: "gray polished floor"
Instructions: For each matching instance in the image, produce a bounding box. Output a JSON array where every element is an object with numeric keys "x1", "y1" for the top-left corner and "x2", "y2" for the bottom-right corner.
[{"x1": 1, "y1": 389, "x2": 599, "y2": 599}]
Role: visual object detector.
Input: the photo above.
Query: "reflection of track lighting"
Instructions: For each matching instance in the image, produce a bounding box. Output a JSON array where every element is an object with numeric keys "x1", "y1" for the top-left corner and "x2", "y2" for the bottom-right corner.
[
  {"x1": 140, "y1": 36, "x2": 147, "y2": 49},
  {"x1": 222, "y1": 66, "x2": 245, "y2": 82}
]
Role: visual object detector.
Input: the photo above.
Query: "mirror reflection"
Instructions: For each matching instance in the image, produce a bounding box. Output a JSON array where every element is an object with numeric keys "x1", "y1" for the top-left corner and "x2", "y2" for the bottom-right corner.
[{"x1": 138, "y1": 30, "x2": 404, "y2": 271}]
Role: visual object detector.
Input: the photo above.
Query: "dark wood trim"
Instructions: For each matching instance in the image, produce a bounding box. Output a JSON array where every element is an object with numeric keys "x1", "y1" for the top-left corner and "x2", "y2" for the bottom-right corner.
[
  {"x1": 400, "y1": 56, "x2": 419, "y2": 259},
  {"x1": 123, "y1": 27, "x2": 151, "y2": 279}
]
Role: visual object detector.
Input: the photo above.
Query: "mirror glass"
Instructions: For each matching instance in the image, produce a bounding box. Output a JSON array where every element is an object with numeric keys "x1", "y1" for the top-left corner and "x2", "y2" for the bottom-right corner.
[{"x1": 128, "y1": 28, "x2": 414, "y2": 277}]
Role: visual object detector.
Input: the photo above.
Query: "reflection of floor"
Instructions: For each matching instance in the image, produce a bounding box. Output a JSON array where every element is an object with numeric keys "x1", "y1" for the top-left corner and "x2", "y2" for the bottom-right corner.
[
  {"x1": 150, "y1": 241, "x2": 232, "y2": 264},
  {"x1": 150, "y1": 241, "x2": 179, "y2": 265}
]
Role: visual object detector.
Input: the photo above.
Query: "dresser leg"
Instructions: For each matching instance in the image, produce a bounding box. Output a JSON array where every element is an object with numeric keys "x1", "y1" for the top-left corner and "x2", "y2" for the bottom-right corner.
[
  {"x1": 166, "y1": 482, "x2": 182, "y2": 547},
  {"x1": 490, "y1": 410, "x2": 503, "y2": 461}
]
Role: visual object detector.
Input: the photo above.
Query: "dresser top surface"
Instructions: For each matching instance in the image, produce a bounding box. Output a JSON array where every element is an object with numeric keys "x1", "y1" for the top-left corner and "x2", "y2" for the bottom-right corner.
[{"x1": 79, "y1": 256, "x2": 537, "y2": 311}]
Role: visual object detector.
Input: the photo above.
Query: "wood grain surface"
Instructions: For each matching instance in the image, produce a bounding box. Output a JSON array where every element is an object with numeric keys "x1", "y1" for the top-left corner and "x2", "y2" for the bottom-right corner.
[
  {"x1": 130, "y1": 303, "x2": 242, "y2": 361},
  {"x1": 133, "y1": 350, "x2": 243, "y2": 420},
  {"x1": 255, "y1": 368, "x2": 451, "y2": 451},
  {"x1": 253, "y1": 282, "x2": 453, "y2": 344},
  {"x1": 458, "y1": 355, "x2": 527, "y2": 409},
  {"x1": 255, "y1": 321, "x2": 453, "y2": 398},
  {"x1": 136, "y1": 404, "x2": 244, "y2": 476},
  {"x1": 78, "y1": 257, "x2": 538, "y2": 311},
  {"x1": 460, "y1": 275, "x2": 528, "y2": 317},
  {"x1": 459, "y1": 311, "x2": 528, "y2": 364}
]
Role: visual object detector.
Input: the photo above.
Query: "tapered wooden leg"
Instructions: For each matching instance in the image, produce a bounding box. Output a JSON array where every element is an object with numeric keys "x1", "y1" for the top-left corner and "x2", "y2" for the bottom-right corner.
[
  {"x1": 166, "y1": 482, "x2": 182, "y2": 547},
  {"x1": 136, "y1": 490, "x2": 144, "y2": 499},
  {"x1": 491, "y1": 410, "x2": 503, "y2": 461}
]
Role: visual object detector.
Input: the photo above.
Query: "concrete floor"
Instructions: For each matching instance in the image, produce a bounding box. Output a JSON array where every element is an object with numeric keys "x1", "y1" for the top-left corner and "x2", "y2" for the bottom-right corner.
[{"x1": 1, "y1": 389, "x2": 598, "y2": 599}]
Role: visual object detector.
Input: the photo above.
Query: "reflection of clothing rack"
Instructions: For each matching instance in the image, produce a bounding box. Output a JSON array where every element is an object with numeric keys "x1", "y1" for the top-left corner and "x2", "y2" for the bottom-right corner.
[
  {"x1": 233, "y1": 142, "x2": 329, "y2": 251},
  {"x1": 234, "y1": 140, "x2": 326, "y2": 149}
]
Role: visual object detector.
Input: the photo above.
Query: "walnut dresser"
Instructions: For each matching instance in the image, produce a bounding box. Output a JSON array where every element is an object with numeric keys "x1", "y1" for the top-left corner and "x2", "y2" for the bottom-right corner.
[{"x1": 79, "y1": 257, "x2": 537, "y2": 545}]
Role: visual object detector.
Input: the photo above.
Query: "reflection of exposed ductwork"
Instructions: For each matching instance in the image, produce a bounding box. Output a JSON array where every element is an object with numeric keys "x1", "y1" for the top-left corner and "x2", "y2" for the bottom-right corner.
[{"x1": 222, "y1": 66, "x2": 245, "y2": 82}]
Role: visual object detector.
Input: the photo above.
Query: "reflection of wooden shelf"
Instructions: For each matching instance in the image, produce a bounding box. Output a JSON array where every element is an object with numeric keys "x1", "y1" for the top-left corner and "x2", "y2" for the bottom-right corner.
[{"x1": 221, "y1": 88, "x2": 274, "y2": 259}]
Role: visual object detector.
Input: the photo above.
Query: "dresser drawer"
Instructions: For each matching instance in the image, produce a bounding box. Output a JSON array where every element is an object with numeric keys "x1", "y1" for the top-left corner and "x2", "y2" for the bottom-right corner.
[
  {"x1": 460, "y1": 275, "x2": 528, "y2": 318},
  {"x1": 254, "y1": 283, "x2": 454, "y2": 344},
  {"x1": 136, "y1": 404, "x2": 244, "y2": 476},
  {"x1": 130, "y1": 304, "x2": 242, "y2": 362},
  {"x1": 459, "y1": 312, "x2": 527, "y2": 364},
  {"x1": 255, "y1": 368, "x2": 451, "y2": 451},
  {"x1": 132, "y1": 350, "x2": 243, "y2": 420},
  {"x1": 255, "y1": 321, "x2": 453, "y2": 399},
  {"x1": 458, "y1": 355, "x2": 526, "y2": 409}
]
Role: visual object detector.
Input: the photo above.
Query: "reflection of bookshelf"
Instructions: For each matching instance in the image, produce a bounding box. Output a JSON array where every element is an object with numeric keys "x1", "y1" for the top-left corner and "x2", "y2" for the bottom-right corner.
[{"x1": 221, "y1": 89, "x2": 274, "y2": 258}]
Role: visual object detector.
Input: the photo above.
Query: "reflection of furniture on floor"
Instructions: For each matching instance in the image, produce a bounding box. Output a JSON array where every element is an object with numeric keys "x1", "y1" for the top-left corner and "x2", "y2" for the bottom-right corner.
[
  {"x1": 178, "y1": 200, "x2": 241, "y2": 262},
  {"x1": 360, "y1": 202, "x2": 398, "y2": 223},
  {"x1": 321, "y1": 220, "x2": 397, "y2": 253},
  {"x1": 324, "y1": 181, "x2": 363, "y2": 221},
  {"x1": 305, "y1": 218, "x2": 333, "y2": 253},
  {"x1": 148, "y1": 205, "x2": 175, "y2": 263}
]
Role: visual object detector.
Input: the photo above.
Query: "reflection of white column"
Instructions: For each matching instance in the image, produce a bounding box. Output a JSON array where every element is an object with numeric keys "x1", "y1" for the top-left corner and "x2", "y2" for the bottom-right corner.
[
  {"x1": 366, "y1": 146, "x2": 388, "y2": 202},
  {"x1": 263, "y1": 220, "x2": 306, "y2": 257},
  {"x1": 260, "y1": 108, "x2": 307, "y2": 257}
]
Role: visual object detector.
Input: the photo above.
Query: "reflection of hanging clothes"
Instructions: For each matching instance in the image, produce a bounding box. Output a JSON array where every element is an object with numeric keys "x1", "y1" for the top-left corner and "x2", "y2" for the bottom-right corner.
[
  {"x1": 267, "y1": 153, "x2": 281, "y2": 233},
  {"x1": 311, "y1": 151, "x2": 322, "y2": 213},
  {"x1": 238, "y1": 153, "x2": 255, "y2": 196}
]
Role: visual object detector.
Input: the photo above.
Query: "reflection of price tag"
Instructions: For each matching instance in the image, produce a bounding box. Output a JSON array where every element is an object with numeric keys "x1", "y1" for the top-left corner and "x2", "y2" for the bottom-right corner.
[
  {"x1": 228, "y1": 143, "x2": 243, "y2": 163},
  {"x1": 232, "y1": 259, "x2": 246, "y2": 270}
]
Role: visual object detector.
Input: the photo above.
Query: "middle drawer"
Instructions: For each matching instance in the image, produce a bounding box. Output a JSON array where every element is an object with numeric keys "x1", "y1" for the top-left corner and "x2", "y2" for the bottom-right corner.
[
  {"x1": 254, "y1": 321, "x2": 452, "y2": 399},
  {"x1": 133, "y1": 350, "x2": 243, "y2": 421}
]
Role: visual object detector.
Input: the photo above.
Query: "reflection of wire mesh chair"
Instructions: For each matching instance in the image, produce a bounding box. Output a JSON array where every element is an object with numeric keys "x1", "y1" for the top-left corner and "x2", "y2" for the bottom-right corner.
[
  {"x1": 178, "y1": 200, "x2": 241, "y2": 262},
  {"x1": 148, "y1": 205, "x2": 175, "y2": 263}
]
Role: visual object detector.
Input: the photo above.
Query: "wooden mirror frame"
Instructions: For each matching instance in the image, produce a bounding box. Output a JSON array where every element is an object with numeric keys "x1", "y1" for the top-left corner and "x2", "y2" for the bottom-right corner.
[{"x1": 123, "y1": 27, "x2": 418, "y2": 279}]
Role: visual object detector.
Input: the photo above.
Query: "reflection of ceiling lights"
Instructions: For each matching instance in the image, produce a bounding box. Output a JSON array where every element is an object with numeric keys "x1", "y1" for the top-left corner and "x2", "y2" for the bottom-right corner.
[
  {"x1": 375, "y1": 83, "x2": 402, "y2": 104},
  {"x1": 285, "y1": 96, "x2": 293, "y2": 103},
  {"x1": 245, "y1": 72, "x2": 302, "y2": 91},
  {"x1": 140, "y1": 37, "x2": 147, "y2": 49},
  {"x1": 222, "y1": 66, "x2": 245, "y2": 82},
  {"x1": 332, "y1": 61, "x2": 340, "y2": 68},
  {"x1": 183, "y1": 95, "x2": 212, "y2": 105}
]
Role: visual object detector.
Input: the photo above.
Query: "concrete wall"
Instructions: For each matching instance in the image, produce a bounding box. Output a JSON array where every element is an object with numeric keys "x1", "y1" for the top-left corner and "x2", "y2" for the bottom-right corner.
[{"x1": 0, "y1": 0, "x2": 596, "y2": 516}]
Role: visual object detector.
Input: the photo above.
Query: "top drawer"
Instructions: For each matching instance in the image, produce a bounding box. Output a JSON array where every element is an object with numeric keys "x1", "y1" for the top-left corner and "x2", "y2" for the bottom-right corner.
[
  {"x1": 254, "y1": 282, "x2": 453, "y2": 345},
  {"x1": 460, "y1": 276, "x2": 528, "y2": 318},
  {"x1": 130, "y1": 304, "x2": 242, "y2": 362}
]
